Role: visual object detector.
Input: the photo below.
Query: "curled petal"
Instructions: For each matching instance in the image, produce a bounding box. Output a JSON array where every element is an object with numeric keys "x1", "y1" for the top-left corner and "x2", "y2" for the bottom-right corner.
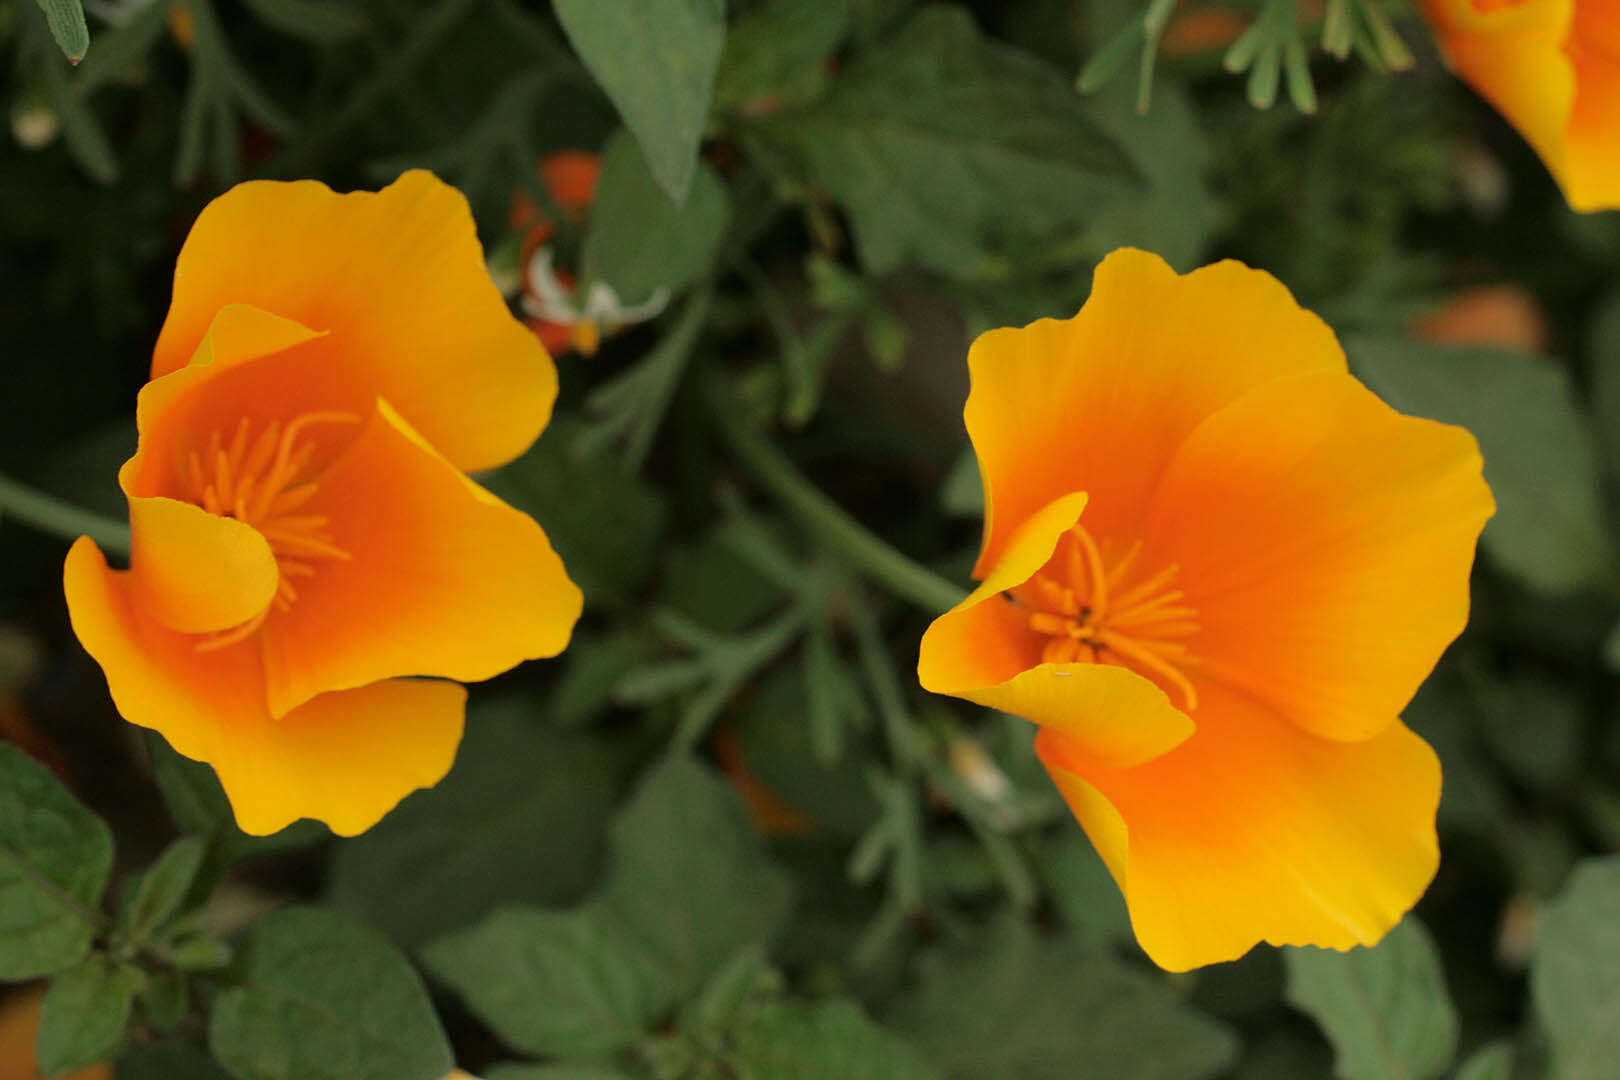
[
  {"x1": 128, "y1": 496, "x2": 278, "y2": 635},
  {"x1": 63, "y1": 538, "x2": 463, "y2": 836},
  {"x1": 921, "y1": 492, "x2": 1194, "y2": 769}
]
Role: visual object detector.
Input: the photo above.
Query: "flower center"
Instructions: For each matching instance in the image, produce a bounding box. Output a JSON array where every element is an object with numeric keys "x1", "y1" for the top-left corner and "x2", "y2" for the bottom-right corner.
[
  {"x1": 184, "y1": 411, "x2": 360, "y2": 651},
  {"x1": 1016, "y1": 522, "x2": 1200, "y2": 711}
]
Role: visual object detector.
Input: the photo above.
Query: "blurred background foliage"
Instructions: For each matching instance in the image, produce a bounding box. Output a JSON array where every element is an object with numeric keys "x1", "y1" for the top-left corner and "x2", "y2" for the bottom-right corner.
[{"x1": 2, "y1": 0, "x2": 1619, "y2": 1077}]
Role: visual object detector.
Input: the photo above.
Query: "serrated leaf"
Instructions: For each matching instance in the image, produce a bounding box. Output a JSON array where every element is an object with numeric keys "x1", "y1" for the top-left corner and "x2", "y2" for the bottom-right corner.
[
  {"x1": 1283, "y1": 917, "x2": 1458, "y2": 1080},
  {"x1": 124, "y1": 835, "x2": 206, "y2": 944},
  {"x1": 425, "y1": 907, "x2": 671, "y2": 1060},
  {"x1": 329, "y1": 702, "x2": 626, "y2": 948},
  {"x1": 209, "y1": 908, "x2": 452, "y2": 1080},
  {"x1": 553, "y1": 0, "x2": 725, "y2": 203},
  {"x1": 598, "y1": 755, "x2": 794, "y2": 998},
  {"x1": 37, "y1": 955, "x2": 143, "y2": 1075},
  {"x1": 33, "y1": 0, "x2": 88, "y2": 61},
  {"x1": 581, "y1": 130, "x2": 729, "y2": 307},
  {"x1": 732, "y1": 1000, "x2": 941, "y2": 1080},
  {"x1": 1531, "y1": 855, "x2": 1620, "y2": 1080},
  {"x1": 888, "y1": 916, "x2": 1237, "y2": 1079},
  {"x1": 758, "y1": 6, "x2": 1138, "y2": 278},
  {"x1": 1349, "y1": 337, "x2": 1615, "y2": 594},
  {"x1": 0, "y1": 744, "x2": 112, "y2": 980}
]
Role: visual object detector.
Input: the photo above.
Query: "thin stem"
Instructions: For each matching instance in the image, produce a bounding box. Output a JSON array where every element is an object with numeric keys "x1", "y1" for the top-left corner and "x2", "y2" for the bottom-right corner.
[
  {"x1": 0, "y1": 473, "x2": 131, "y2": 557},
  {"x1": 706, "y1": 379, "x2": 968, "y2": 616}
]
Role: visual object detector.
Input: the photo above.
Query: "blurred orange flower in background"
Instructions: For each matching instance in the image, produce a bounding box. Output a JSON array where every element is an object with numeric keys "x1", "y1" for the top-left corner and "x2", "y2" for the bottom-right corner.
[
  {"x1": 64, "y1": 171, "x2": 582, "y2": 838},
  {"x1": 1422, "y1": 0, "x2": 1620, "y2": 211},
  {"x1": 0, "y1": 985, "x2": 111, "y2": 1080},
  {"x1": 918, "y1": 249, "x2": 1494, "y2": 971}
]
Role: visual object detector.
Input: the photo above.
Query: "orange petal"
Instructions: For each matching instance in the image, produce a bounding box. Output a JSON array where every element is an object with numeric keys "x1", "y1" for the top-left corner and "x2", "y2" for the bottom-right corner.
[
  {"x1": 1423, "y1": 0, "x2": 1579, "y2": 195},
  {"x1": 259, "y1": 399, "x2": 582, "y2": 718},
  {"x1": 63, "y1": 538, "x2": 464, "y2": 836},
  {"x1": 121, "y1": 304, "x2": 326, "y2": 499},
  {"x1": 967, "y1": 249, "x2": 1345, "y2": 578},
  {"x1": 127, "y1": 496, "x2": 278, "y2": 634},
  {"x1": 1139, "y1": 370, "x2": 1493, "y2": 742},
  {"x1": 151, "y1": 171, "x2": 555, "y2": 473},
  {"x1": 1565, "y1": 5, "x2": 1620, "y2": 211},
  {"x1": 1037, "y1": 681, "x2": 1441, "y2": 972},
  {"x1": 920, "y1": 492, "x2": 1194, "y2": 769},
  {"x1": 213, "y1": 679, "x2": 467, "y2": 837}
]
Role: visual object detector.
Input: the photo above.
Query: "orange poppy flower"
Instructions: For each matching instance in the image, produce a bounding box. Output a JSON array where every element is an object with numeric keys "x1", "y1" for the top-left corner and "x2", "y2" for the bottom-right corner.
[
  {"x1": 63, "y1": 171, "x2": 582, "y2": 837},
  {"x1": 1422, "y1": 0, "x2": 1620, "y2": 211},
  {"x1": 918, "y1": 249, "x2": 1494, "y2": 971}
]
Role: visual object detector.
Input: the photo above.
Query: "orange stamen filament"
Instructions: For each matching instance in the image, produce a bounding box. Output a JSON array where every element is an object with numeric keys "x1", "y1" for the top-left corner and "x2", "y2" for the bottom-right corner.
[
  {"x1": 185, "y1": 411, "x2": 360, "y2": 652},
  {"x1": 1015, "y1": 522, "x2": 1200, "y2": 711}
]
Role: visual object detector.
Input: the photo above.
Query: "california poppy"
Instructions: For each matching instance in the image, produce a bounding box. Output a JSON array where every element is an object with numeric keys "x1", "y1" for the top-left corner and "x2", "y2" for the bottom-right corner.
[
  {"x1": 919, "y1": 249, "x2": 1494, "y2": 971},
  {"x1": 64, "y1": 171, "x2": 582, "y2": 837},
  {"x1": 1423, "y1": 0, "x2": 1620, "y2": 212}
]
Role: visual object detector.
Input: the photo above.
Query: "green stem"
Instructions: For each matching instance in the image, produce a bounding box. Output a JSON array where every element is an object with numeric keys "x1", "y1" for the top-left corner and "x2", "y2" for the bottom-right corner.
[
  {"x1": 706, "y1": 380, "x2": 967, "y2": 616},
  {"x1": 0, "y1": 473, "x2": 130, "y2": 557}
]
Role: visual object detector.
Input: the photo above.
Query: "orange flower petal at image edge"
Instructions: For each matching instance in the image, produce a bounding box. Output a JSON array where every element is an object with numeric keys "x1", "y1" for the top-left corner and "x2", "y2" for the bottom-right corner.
[
  {"x1": 919, "y1": 249, "x2": 1494, "y2": 971},
  {"x1": 63, "y1": 171, "x2": 583, "y2": 837},
  {"x1": 1422, "y1": 0, "x2": 1620, "y2": 212}
]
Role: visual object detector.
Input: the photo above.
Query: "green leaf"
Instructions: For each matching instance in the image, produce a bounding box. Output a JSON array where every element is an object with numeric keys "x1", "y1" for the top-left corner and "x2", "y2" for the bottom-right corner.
[
  {"x1": 1349, "y1": 337, "x2": 1616, "y2": 594},
  {"x1": 887, "y1": 916, "x2": 1238, "y2": 1079},
  {"x1": 139, "y1": 968, "x2": 190, "y2": 1033},
  {"x1": 1283, "y1": 916, "x2": 1458, "y2": 1080},
  {"x1": 485, "y1": 415, "x2": 670, "y2": 610},
  {"x1": 37, "y1": 954, "x2": 144, "y2": 1076},
  {"x1": 758, "y1": 7, "x2": 1138, "y2": 278},
  {"x1": 1078, "y1": 72, "x2": 1220, "y2": 270},
  {"x1": 1531, "y1": 855, "x2": 1620, "y2": 1080},
  {"x1": 582, "y1": 130, "x2": 729, "y2": 307},
  {"x1": 329, "y1": 702, "x2": 626, "y2": 948},
  {"x1": 598, "y1": 755, "x2": 794, "y2": 998},
  {"x1": 33, "y1": 0, "x2": 88, "y2": 62},
  {"x1": 486, "y1": 1066, "x2": 644, "y2": 1080},
  {"x1": 732, "y1": 1000, "x2": 941, "y2": 1080},
  {"x1": 714, "y1": 0, "x2": 850, "y2": 112},
  {"x1": 0, "y1": 743, "x2": 113, "y2": 979},
  {"x1": 425, "y1": 907, "x2": 672, "y2": 1060},
  {"x1": 124, "y1": 835, "x2": 206, "y2": 944},
  {"x1": 237, "y1": 0, "x2": 368, "y2": 41},
  {"x1": 552, "y1": 0, "x2": 725, "y2": 203},
  {"x1": 117, "y1": 1040, "x2": 237, "y2": 1080},
  {"x1": 1453, "y1": 1042, "x2": 1515, "y2": 1080},
  {"x1": 209, "y1": 907, "x2": 453, "y2": 1080},
  {"x1": 1588, "y1": 283, "x2": 1620, "y2": 483}
]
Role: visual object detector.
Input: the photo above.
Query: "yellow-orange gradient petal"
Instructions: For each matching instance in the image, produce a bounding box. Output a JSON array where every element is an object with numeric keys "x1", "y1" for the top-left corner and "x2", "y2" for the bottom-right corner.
[
  {"x1": 258, "y1": 399, "x2": 582, "y2": 718},
  {"x1": 1139, "y1": 371, "x2": 1493, "y2": 742},
  {"x1": 212, "y1": 679, "x2": 467, "y2": 837},
  {"x1": 1420, "y1": 0, "x2": 1620, "y2": 209},
  {"x1": 1565, "y1": 1, "x2": 1620, "y2": 210},
  {"x1": 63, "y1": 538, "x2": 464, "y2": 836},
  {"x1": 967, "y1": 249, "x2": 1345, "y2": 578},
  {"x1": 920, "y1": 492, "x2": 1195, "y2": 769},
  {"x1": 127, "y1": 496, "x2": 278, "y2": 634},
  {"x1": 1036, "y1": 681, "x2": 1441, "y2": 972},
  {"x1": 151, "y1": 171, "x2": 556, "y2": 472},
  {"x1": 120, "y1": 304, "x2": 328, "y2": 498}
]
